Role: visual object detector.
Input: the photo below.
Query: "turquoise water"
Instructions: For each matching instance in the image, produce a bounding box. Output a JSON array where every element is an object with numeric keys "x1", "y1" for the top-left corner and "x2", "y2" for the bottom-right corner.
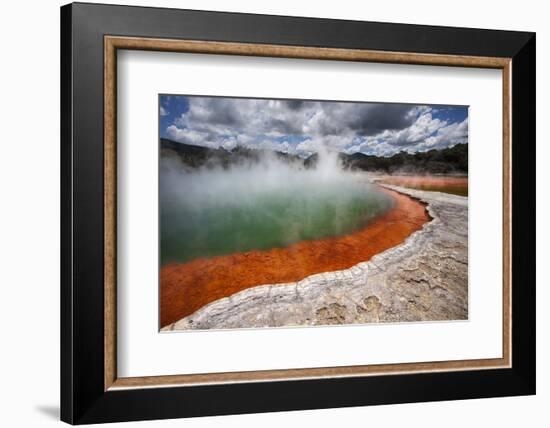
[{"x1": 160, "y1": 160, "x2": 394, "y2": 265}]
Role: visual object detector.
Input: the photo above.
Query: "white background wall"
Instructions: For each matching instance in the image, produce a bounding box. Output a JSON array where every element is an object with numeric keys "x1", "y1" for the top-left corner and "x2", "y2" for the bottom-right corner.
[{"x1": 0, "y1": 0, "x2": 546, "y2": 426}]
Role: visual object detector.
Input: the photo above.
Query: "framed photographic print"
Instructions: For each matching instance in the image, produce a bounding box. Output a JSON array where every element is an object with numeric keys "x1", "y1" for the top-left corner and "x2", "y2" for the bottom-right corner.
[{"x1": 60, "y1": 2, "x2": 536, "y2": 424}]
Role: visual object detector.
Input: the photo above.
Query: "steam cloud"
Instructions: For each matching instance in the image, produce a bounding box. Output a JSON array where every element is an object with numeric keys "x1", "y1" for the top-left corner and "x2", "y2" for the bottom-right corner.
[{"x1": 160, "y1": 150, "x2": 393, "y2": 264}]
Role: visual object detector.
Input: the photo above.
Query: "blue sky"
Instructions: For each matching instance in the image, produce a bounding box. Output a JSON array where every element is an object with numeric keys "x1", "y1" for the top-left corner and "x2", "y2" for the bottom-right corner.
[{"x1": 160, "y1": 95, "x2": 468, "y2": 157}]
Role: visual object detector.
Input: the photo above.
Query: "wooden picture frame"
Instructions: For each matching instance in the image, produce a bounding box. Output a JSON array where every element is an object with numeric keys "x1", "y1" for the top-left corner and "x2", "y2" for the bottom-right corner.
[{"x1": 61, "y1": 2, "x2": 535, "y2": 424}]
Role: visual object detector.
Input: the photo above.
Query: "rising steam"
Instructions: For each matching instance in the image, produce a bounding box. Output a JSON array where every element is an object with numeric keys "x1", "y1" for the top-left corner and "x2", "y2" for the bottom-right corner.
[{"x1": 160, "y1": 148, "x2": 393, "y2": 264}]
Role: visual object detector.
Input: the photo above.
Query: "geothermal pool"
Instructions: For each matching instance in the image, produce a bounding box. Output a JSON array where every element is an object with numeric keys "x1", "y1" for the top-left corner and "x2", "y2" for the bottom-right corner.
[
  {"x1": 159, "y1": 154, "x2": 438, "y2": 327},
  {"x1": 160, "y1": 163, "x2": 394, "y2": 265}
]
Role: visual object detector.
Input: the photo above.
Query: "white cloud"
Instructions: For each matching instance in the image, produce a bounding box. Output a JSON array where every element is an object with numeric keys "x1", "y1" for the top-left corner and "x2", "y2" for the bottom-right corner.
[
  {"x1": 163, "y1": 96, "x2": 467, "y2": 156},
  {"x1": 418, "y1": 118, "x2": 468, "y2": 151},
  {"x1": 220, "y1": 137, "x2": 238, "y2": 151},
  {"x1": 166, "y1": 125, "x2": 212, "y2": 147}
]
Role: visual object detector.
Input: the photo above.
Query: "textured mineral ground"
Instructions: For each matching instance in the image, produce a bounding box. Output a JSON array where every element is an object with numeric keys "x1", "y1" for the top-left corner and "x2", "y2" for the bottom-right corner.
[{"x1": 162, "y1": 181, "x2": 468, "y2": 331}]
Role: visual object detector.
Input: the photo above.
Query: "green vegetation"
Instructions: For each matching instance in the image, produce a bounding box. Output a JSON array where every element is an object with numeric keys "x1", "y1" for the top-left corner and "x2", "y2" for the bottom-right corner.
[{"x1": 338, "y1": 143, "x2": 468, "y2": 174}]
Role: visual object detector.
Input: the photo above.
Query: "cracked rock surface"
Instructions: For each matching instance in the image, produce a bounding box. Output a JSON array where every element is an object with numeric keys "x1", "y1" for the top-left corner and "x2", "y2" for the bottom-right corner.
[{"x1": 162, "y1": 184, "x2": 468, "y2": 331}]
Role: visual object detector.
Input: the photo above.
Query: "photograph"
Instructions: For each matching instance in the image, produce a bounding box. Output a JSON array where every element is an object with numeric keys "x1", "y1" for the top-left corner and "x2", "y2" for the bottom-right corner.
[
  {"x1": 54, "y1": 1, "x2": 536, "y2": 424},
  {"x1": 159, "y1": 95, "x2": 469, "y2": 331}
]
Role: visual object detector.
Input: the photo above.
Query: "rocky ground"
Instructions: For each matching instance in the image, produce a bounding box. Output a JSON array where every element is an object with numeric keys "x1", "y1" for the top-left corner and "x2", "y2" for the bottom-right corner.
[{"x1": 162, "y1": 183, "x2": 468, "y2": 331}]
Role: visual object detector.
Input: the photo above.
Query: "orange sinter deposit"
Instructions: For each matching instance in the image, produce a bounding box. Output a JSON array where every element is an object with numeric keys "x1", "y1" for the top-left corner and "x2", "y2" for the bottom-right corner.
[
  {"x1": 378, "y1": 175, "x2": 468, "y2": 196},
  {"x1": 160, "y1": 188, "x2": 430, "y2": 327}
]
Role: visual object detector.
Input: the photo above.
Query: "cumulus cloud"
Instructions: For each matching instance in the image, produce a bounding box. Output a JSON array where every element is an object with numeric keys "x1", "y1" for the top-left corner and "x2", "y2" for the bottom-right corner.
[{"x1": 161, "y1": 95, "x2": 468, "y2": 157}]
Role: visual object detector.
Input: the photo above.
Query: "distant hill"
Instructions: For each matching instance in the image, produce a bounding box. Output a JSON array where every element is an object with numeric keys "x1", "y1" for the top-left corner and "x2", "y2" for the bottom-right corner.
[
  {"x1": 338, "y1": 143, "x2": 468, "y2": 174},
  {"x1": 161, "y1": 138, "x2": 304, "y2": 168},
  {"x1": 161, "y1": 139, "x2": 468, "y2": 174}
]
